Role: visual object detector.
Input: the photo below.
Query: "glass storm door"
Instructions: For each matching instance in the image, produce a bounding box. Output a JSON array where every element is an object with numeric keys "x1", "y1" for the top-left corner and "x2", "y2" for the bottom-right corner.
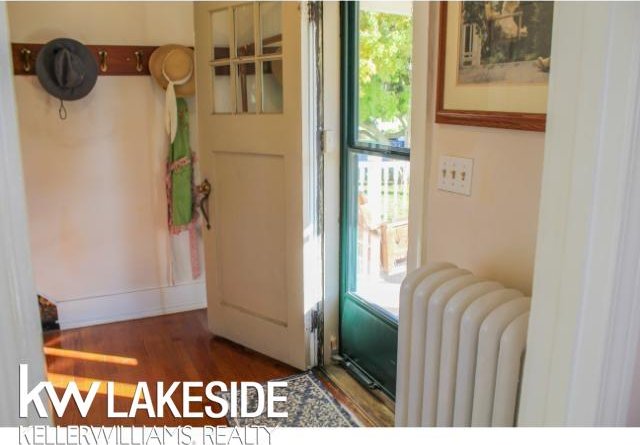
[{"x1": 339, "y1": 1, "x2": 413, "y2": 397}]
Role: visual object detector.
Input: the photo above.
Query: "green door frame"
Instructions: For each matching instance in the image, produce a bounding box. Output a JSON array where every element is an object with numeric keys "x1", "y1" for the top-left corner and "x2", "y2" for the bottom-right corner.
[{"x1": 339, "y1": 1, "x2": 410, "y2": 399}]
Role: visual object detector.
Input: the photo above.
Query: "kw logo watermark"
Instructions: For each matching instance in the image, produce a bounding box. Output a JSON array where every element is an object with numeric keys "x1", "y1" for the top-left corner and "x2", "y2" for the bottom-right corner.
[{"x1": 19, "y1": 364, "x2": 288, "y2": 419}]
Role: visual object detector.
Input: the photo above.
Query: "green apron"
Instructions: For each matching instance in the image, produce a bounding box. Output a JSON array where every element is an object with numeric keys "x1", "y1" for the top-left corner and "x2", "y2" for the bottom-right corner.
[
  {"x1": 167, "y1": 98, "x2": 200, "y2": 280},
  {"x1": 168, "y1": 98, "x2": 193, "y2": 227}
]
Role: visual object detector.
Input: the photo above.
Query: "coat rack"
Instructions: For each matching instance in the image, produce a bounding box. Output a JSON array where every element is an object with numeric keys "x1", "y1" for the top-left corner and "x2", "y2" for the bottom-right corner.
[{"x1": 11, "y1": 43, "x2": 161, "y2": 76}]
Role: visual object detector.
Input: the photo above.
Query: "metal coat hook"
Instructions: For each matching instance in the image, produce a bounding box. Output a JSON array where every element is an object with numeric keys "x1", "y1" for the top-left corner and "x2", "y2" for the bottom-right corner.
[
  {"x1": 20, "y1": 48, "x2": 32, "y2": 73},
  {"x1": 134, "y1": 50, "x2": 144, "y2": 72},
  {"x1": 98, "y1": 50, "x2": 108, "y2": 72}
]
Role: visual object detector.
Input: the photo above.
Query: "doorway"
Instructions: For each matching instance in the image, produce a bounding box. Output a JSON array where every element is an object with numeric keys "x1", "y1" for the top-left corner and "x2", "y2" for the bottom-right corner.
[{"x1": 339, "y1": 1, "x2": 413, "y2": 398}]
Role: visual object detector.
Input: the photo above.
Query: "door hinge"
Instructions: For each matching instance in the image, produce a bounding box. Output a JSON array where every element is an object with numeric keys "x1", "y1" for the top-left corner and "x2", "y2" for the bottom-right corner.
[
  {"x1": 307, "y1": 1, "x2": 321, "y2": 24},
  {"x1": 310, "y1": 308, "x2": 320, "y2": 332}
]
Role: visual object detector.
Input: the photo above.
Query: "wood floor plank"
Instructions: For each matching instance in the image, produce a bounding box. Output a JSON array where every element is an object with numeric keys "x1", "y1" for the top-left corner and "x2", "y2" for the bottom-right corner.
[
  {"x1": 319, "y1": 364, "x2": 396, "y2": 427},
  {"x1": 42, "y1": 309, "x2": 298, "y2": 426}
]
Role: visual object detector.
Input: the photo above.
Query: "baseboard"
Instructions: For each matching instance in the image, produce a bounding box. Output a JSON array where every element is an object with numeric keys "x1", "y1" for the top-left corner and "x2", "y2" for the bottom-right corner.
[{"x1": 57, "y1": 281, "x2": 207, "y2": 329}]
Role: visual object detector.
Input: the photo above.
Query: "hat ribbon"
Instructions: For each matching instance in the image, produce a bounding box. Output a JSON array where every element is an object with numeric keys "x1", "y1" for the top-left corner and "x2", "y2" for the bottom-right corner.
[{"x1": 162, "y1": 64, "x2": 192, "y2": 143}]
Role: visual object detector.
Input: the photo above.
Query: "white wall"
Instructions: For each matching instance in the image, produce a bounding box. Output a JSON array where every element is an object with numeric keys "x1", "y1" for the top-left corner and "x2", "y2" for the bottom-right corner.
[
  {"x1": 411, "y1": 2, "x2": 544, "y2": 296},
  {"x1": 424, "y1": 125, "x2": 544, "y2": 294},
  {"x1": 7, "y1": 2, "x2": 205, "y2": 328}
]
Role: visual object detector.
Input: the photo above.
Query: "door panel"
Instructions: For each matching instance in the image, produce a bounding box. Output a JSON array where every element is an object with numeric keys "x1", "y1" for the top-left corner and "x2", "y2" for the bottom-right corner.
[
  {"x1": 194, "y1": 1, "x2": 306, "y2": 369},
  {"x1": 212, "y1": 151, "x2": 287, "y2": 326},
  {"x1": 341, "y1": 294, "x2": 398, "y2": 395}
]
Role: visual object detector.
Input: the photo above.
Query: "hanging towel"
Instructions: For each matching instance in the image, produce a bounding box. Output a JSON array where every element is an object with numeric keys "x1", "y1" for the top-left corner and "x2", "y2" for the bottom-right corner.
[
  {"x1": 162, "y1": 50, "x2": 193, "y2": 144},
  {"x1": 167, "y1": 98, "x2": 200, "y2": 280}
]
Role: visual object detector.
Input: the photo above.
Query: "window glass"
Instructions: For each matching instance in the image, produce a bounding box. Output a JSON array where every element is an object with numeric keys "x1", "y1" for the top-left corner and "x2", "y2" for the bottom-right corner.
[
  {"x1": 235, "y1": 4, "x2": 256, "y2": 57},
  {"x1": 212, "y1": 65, "x2": 233, "y2": 113},
  {"x1": 211, "y1": 2, "x2": 283, "y2": 115},
  {"x1": 260, "y1": 2, "x2": 282, "y2": 55},
  {"x1": 235, "y1": 62, "x2": 257, "y2": 113},
  {"x1": 211, "y1": 10, "x2": 231, "y2": 60},
  {"x1": 357, "y1": 3, "x2": 413, "y2": 148},
  {"x1": 262, "y1": 60, "x2": 283, "y2": 113},
  {"x1": 351, "y1": 152, "x2": 410, "y2": 317}
]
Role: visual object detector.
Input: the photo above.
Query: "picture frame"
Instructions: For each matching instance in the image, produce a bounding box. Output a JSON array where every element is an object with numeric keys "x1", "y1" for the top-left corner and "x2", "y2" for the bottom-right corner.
[{"x1": 436, "y1": 1, "x2": 554, "y2": 132}]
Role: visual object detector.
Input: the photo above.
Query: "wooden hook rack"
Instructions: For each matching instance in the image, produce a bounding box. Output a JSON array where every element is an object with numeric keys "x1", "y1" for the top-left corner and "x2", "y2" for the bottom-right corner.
[{"x1": 11, "y1": 43, "x2": 161, "y2": 76}]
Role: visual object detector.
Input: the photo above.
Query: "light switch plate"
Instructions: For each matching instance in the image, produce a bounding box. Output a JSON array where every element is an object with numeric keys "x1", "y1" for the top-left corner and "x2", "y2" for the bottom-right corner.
[{"x1": 437, "y1": 155, "x2": 473, "y2": 196}]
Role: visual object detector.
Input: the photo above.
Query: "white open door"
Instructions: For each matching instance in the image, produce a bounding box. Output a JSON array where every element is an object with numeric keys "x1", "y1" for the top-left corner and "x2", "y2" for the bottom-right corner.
[{"x1": 194, "y1": 1, "x2": 309, "y2": 369}]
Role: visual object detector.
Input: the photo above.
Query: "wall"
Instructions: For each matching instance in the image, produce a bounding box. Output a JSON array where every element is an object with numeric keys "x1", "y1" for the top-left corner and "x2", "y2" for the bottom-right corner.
[
  {"x1": 424, "y1": 125, "x2": 544, "y2": 294},
  {"x1": 7, "y1": 2, "x2": 205, "y2": 328},
  {"x1": 412, "y1": 2, "x2": 545, "y2": 295}
]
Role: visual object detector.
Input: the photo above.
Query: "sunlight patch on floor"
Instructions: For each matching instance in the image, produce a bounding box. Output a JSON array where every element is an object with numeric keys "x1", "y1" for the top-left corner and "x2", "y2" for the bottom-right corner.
[
  {"x1": 44, "y1": 347, "x2": 139, "y2": 366},
  {"x1": 47, "y1": 373, "x2": 140, "y2": 399}
]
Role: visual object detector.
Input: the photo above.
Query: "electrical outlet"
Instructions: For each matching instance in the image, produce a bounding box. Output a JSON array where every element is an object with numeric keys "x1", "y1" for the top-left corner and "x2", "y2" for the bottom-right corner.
[{"x1": 437, "y1": 155, "x2": 473, "y2": 196}]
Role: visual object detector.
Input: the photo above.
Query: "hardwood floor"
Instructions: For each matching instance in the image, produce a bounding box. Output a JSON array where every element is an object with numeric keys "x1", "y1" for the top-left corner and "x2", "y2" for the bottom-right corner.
[
  {"x1": 42, "y1": 309, "x2": 394, "y2": 427},
  {"x1": 318, "y1": 365, "x2": 395, "y2": 427},
  {"x1": 43, "y1": 310, "x2": 298, "y2": 426}
]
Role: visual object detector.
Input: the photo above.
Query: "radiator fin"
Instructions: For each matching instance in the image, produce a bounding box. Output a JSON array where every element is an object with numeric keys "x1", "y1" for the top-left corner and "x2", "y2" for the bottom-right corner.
[{"x1": 395, "y1": 263, "x2": 531, "y2": 427}]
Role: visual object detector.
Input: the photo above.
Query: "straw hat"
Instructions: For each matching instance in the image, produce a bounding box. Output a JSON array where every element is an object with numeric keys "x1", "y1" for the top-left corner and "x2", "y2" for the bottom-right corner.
[{"x1": 149, "y1": 44, "x2": 195, "y2": 97}]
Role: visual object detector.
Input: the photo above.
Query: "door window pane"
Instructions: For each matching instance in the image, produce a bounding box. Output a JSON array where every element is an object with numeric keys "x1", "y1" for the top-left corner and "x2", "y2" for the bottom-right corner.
[
  {"x1": 210, "y1": 2, "x2": 283, "y2": 115},
  {"x1": 260, "y1": 2, "x2": 282, "y2": 55},
  {"x1": 211, "y1": 9, "x2": 231, "y2": 60},
  {"x1": 213, "y1": 65, "x2": 233, "y2": 113},
  {"x1": 261, "y1": 60, "x2": 283, "y2": 113},
  {"x1": 235, "y1": 62, "x2": 257, "y2": 113},
  {"x1": 357, "y1": 2, "x2": 413, "y2": 148},
  {"x1": 235, "y1": 4, "x2": 255, "y2": 57},
  {"x1": 351, "y1": 152, "x2": 410, "y2": 317}
]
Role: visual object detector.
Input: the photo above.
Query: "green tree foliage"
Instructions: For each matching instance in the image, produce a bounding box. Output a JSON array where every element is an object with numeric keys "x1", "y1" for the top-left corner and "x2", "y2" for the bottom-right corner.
[{"x1": 358, "y1": 10, "x2": 412, "y2": 140}]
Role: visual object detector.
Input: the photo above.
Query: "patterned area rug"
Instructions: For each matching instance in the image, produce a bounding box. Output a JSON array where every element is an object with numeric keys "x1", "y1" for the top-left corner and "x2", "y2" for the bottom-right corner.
[{"x1": 224, "y1": 372, "x2": 359, "y2": 427}]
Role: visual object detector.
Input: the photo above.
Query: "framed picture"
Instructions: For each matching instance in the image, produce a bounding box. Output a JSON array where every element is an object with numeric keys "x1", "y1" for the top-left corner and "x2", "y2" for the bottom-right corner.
[{"x1": 436, "y1": 1, "x2": 554, "y2": 131}]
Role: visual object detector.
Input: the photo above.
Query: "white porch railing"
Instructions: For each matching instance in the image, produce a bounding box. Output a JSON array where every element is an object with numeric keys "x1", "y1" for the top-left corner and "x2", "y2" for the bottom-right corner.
[
  {"x1": 357, "y1": 158, "x2": 410, "y2": 224},
  {"x1": 356, "y1": 158, "x2": 410, "y2": 282}
]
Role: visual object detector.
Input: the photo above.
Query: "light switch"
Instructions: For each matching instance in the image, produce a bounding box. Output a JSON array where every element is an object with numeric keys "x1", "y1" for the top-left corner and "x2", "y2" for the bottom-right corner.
[{"x1": 437, "y1": 155, "x2": 473, "y2": 196}]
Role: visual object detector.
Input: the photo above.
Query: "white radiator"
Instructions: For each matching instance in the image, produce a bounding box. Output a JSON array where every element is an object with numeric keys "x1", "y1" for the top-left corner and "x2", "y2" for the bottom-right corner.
[{"x1": 395, "y1": 263, "x2": 530, "y2": 427}]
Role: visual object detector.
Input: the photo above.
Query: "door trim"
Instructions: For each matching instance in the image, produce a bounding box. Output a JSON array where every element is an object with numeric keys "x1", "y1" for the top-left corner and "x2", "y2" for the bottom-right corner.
[
  {"x1": 321, "y1": 0, "x2": 341, "y2": 366},
  {"x1": 302, "y1": 0, "x2": 324, "y2": 369},
  {"x1": 519, "y1": 2, "x2": 640, "y2": 426},
  {"x1": 0, "y1": 3, "x2": 50, "y2": 425}
]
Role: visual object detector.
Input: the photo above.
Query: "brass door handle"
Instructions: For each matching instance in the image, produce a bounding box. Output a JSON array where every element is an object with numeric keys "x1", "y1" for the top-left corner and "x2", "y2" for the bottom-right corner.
[{"x1": 197, "y1": 179, "x2": 212, "y2": 230}]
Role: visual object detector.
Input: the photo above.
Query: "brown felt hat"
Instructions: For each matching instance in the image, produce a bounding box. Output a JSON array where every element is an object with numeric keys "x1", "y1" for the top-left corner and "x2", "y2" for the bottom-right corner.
[{"x1": 149, "y1": 44, "x2": 195, "y2": 97}]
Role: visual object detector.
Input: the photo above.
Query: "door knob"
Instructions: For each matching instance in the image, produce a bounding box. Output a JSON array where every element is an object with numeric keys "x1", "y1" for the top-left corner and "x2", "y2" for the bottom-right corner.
[{"x1": 196, "y1": 179, "x2": 212, "y2": 230}]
